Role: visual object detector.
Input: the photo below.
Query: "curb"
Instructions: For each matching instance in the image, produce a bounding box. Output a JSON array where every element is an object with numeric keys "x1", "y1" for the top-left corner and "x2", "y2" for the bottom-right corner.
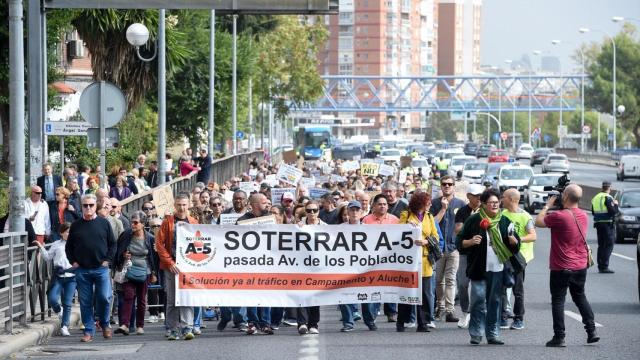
[
  {"x1": 569, "y1": 157, "x2": 615, "y2": 167},
  {"x1": 0, "y1": 309, "x2": 80, "y2": 360}
]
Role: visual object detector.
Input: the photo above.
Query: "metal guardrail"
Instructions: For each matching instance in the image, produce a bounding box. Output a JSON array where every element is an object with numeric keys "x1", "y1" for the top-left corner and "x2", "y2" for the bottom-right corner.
[
  {"x1": 120, "y1": 150, "x2": 265, "y2": 217},
  {"x1": 0, "y1": 232, "x2": 28, "y2": 334}
]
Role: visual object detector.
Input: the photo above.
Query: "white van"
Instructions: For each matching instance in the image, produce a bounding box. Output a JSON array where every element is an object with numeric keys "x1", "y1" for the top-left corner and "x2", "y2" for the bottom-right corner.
[{"x1": 617, "y1": 155, "x2": 640, "y2": 181}]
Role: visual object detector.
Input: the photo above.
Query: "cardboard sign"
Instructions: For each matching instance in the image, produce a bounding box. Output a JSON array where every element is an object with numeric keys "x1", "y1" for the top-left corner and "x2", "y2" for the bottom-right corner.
[
  {"x1": 271, "y1": 187, "x2": 297, "y2": 205},
  {"x1": 300, "y1": 177, "x2": 316, "y2": 188},
  {"x1": 378, "y1": 164, "x2": 396, "y2": 177},
  {"x1": 400, "y1": 156, "x2": 412, "y2": 169},
  {"x1": 249, "y1": 168, "x2": 258, "y2": 177},
  {"x1": 152, "y1": 186, "x2": 175, "y2": 218},
  {"x1": 283, "y1": 150, "x2": 298, "y2": 164},
  {"x1": 276, "y1": 163, "x2": 303, "y2": 186},
  {"x1": 220, "y1": 213, "x2": 243, "y2": 225},
  {"x1": 330, "y1": 174, "x2": 347, "y2": 183},
  {"x1": 360, "y1": 163, "x2": 380, "y2": 177},
  {"x1": 398, "y1": 171, "x2": 408, "y2": 185},
  {"x1": 239, "y1": 181, "x2": 257, "y2": 194},
  {"x1": 237, "y1": 215, "x2": 277, "y2": 226}
]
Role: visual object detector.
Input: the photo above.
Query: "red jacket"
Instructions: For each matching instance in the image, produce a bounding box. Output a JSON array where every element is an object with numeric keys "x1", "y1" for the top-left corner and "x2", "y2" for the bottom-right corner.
[{"x1": 155, "y1": 214, "x2": 198, "y2": 270}]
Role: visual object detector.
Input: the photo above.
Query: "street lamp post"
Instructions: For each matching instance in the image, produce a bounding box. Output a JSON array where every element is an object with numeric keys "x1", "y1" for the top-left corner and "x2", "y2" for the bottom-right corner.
[
  {"x1": 126, "y1": 13, "x2": 166, "y2": 185},
  {"x1": 477, "y1": 112, "x2": 502, "y2": 147},
  {"x1": 232, "y1": 14, "x2": 238, "y2": 155},
  {"x1": 551, "y1": 40, "x2": 564, "y2": 148},
  {"x1": 529, "y1": 50, "x2": 541, "y2": 144},
  {"x1": 504, "y1": 59, "x2": 516, "y2": 150},
  {"x1": 579, "y1": 27, "x2": 617, "y2": 152}
]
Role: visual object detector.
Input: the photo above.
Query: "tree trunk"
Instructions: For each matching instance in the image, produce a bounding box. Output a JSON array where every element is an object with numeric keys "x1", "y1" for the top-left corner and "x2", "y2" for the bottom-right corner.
[
  {"x1": 633, "y1": 119, "x2": 640, "y2": 148},
  {"x1": 0, "y1": 104, "x2": 10, "y2": 170}
]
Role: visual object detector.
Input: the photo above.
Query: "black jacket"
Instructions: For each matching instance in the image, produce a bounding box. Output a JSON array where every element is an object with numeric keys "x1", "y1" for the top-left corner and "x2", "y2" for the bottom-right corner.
[
  {"x1": 456, "y1": 213, "x2": 521, "y2": 281},
  {"x1": 49, "y1": 203, "x2": 80, "y2": 242},
  {"x1": 37, "y1": 175, "x2": 63, "y2": 201},
  {"x1": 114, "y1": 228, "x2": 158, "y2": 274}
]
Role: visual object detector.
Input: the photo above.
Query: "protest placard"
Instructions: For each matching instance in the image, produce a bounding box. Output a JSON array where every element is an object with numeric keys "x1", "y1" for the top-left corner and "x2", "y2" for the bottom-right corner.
[
  {"x1": 300, "y1": 177, "x2": 316, "y2": 188},
  {"x1": 152, "y1": 186, "x2": 175, "y2": 218},
  {"x1": 398, "y1": 171, "x2": 408, "y2": 184},
  {"x1": 237, "y1": 215, "x2": 277, "y2": 226},
  {"x1": 378, "y1": 164, "x2": 396, "y2": 177},
  {"x1": 283, "y1": 150, "x2": 298, "y2": 164},
  {"x1": 175, "y1": 224, "x2": 421, "y2": 307},
  {"x1": 219, "y1": 213, "x2": 243, "y2": 225},
  {"x1": 360, "y1": 163, "x2": 380, "y2": 177},
  {"x1": 309, "y1": 188, "x2": 329, "y2": 199},
  {"x1": 270, "y1": 187, "x2": 297, "y2": 205},
  {"x1": 238, "y1": 181, "x2": 256, "y2": 194},
  {"x1": 341, "y1": 160, "x2": 360, "y2": 172},
  {"x1": 276, "y1": 163, "x2": 303, "y2": 186}
]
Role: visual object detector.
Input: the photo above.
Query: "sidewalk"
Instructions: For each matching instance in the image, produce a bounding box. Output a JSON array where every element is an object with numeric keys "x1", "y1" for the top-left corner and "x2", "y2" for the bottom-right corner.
[{"x1": 0, "y1": 307, "x2": 80, "y2": 360}]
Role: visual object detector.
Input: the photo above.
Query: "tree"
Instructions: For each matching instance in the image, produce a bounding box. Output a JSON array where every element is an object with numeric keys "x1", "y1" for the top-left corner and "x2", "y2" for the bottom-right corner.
[{"x1": 584, "y1": 24, "x2": 640, "y2": 146}]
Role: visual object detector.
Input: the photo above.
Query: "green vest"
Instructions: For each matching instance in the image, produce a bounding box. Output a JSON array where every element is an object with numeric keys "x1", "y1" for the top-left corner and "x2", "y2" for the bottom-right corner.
[
  {"x1": 436, "y1": 159, "x2": 448, "y2": 170},
  {"x1": 502, "y1": 209, "x2": 535, "y2": 263}
]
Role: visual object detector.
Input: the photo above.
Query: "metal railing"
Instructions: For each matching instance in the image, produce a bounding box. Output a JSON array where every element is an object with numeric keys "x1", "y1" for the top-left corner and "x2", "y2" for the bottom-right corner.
[
  {"x1": 0, "y1": 232, "x2": 28, "y2": 333},
  {"x1": 120, "y1": 150, "x2": 265, "y2": 217}
]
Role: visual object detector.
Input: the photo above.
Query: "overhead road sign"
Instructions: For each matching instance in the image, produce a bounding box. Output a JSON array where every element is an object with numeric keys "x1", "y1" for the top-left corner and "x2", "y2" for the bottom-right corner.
[{"x1": 43, "y1": 0, "x2": 340, "y2": 13}]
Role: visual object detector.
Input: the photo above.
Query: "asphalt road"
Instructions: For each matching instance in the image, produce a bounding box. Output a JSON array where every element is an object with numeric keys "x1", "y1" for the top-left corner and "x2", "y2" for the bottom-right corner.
[{"x1": 15, "y1": 217, "x2": 640, "y2": 360}]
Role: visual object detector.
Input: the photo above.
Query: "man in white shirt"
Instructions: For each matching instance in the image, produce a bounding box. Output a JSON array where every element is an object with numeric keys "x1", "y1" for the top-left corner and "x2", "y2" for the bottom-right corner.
[{"x1": 24, "y1": 185, "x2": 51, "y2": 244}]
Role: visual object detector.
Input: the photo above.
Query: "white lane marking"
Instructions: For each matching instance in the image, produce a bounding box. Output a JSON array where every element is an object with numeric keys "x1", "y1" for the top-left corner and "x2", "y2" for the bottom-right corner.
[
  {"x1": 299, "y1": 332, "x2": 320, "y2": 360},
  {"x1": 299, "y1": 348, "x2": 320, "y2": 354},
  {"x1": 565, "y1": 310, "x2": 603, "y2": 328},
  {"x1": 611, "y1": 252, "x2": 634, "y2": 261}
]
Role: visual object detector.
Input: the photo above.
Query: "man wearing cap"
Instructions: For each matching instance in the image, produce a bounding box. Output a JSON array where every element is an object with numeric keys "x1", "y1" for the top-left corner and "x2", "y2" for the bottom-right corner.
[
  {"x1": 281, "y1": 192, "x2": 296, "y2": 224},
  {"x1": 453, "y1": 183, "x2": 484, "y2": 329},
  {"x1": 591, "y1": 181, "x2": 618, "y2": 273},
  {"x1": 24, "y1": 185, "x2": 51, "y2": 244}
]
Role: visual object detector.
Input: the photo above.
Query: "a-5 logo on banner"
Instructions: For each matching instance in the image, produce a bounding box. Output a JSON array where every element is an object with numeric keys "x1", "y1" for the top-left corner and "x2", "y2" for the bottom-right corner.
[{"x1": 179, "y1": 230, "x2": 217, "y2": 267}]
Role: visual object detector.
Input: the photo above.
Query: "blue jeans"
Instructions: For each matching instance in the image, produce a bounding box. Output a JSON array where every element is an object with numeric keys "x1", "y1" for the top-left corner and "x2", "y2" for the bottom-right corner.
[
  {"x1": 193, "y1": 307, "x2": 202, "y2": 328},
  {"x1": 339, "y1": 303, "x2": 377, "y2": 328},
  {"x1": 246, "y1": 307, "x2": 271, "y2": 328},
  {"x1": 75, "y1": 266, "x2": 112, "y2": 335},
  {"x1": 469, "y1": 271, "x2": 503, "y2": 340},
  {"x1": 48, "y1": 276, "x2": 77, "y2": 327}
]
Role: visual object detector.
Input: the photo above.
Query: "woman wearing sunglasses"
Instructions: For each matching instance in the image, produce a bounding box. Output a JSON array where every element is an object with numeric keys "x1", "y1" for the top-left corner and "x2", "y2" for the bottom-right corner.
[{"x1": 296, "y1": 201, "x2": 326, "y2": 335}]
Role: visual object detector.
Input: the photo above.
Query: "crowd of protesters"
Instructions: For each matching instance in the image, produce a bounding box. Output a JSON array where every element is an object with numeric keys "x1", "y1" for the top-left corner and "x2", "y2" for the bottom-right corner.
[{"x1": 17, "y1": 148, "x2": 599, "y2": 347}]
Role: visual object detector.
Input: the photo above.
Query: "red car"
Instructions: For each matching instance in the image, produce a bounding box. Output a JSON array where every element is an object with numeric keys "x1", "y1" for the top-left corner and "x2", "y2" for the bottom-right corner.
[{"x1": 488, "y1": 150, "x2": 509, "y2": 163}]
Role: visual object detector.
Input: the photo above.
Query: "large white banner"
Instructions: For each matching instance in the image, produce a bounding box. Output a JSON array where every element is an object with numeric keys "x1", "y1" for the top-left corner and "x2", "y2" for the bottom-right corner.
[{"x1": 175, "y1": 224, "x2": 422, "y2": 307}]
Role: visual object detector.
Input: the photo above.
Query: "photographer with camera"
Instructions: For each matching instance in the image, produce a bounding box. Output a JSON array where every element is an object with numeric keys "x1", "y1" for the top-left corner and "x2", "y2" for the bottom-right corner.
[
  {"x1": 590, "y1": 181, "x2": 618, "y2": 274},
  {"x1": 534, "y1": 184, "x2": 599, "y2": 347}
]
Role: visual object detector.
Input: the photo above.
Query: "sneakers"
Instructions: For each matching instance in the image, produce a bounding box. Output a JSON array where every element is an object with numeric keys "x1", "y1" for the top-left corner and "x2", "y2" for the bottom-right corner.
[
  {"x1": 445, "y1": 312, "x2": 459, "y2": 323},
  {"x1": 367, "y1": 323, "x2": 378, "y2": 331},
  {"x1": 217, "y1": 320, "x2": 228, "y2": 331},
  {"x1": 114, "y1": 325, "x2": 130, "y2": 335},
  {"x1": 308, "y1": 327, "x2": 319, "y2": 334},
  {"x1": 500, "y1": 318, "x2": 510, "y2": 329},
  {"x1": 80, "y1": 333, "x2": 93, "y2": 343},
  {"x1": 426, "y1": 321, "x2": 437, "y2": 329},
  {"x1": 353, "y1": 312, "x2": 362, "y2": 321},
  {"x1": 340, "y1": 326, "x2": 354, "y2": 332},
  {"x1": 237, "y1": 323, "x2": 249, "y2": 332},
  {"x1": 260, "y1": 326, "x2": 274, "y2": 335},
  {"x1": 158, "y1": 312, "x2": 165, "y2": 320},
  {"x1": 487, "y1": 338, "x2": 505, "y2": 345},
  {"x1": 193, "y1": 327, "x2": 202, "y2": 335},
  {"x1": 405, "y1": 322, "x2": 416, "y2": 328},
  {"x1": 510, "y1": 319, "x2": 525, "y2": 330},
  {"x1": 282, "y1": 319, "x2": 298, "y2": 327},
  {"x1": 434, "y1": 308, "x2": 444, "y2": 321},
  {"x1": 298, "y1": 324, "x2": 308, "y2": 335},
  {"x1": 136, "y1": 327, "x2": 144, "y2": 335},
  {"x1": 545, "y1": 336, "x2": 566, "y2": 347},
  {"x1": 182, "y1": 331, "x2": 195, "y2": 340},
  {"x1": 457, "y1": 313, "x2": 470, "y2": 329},
  {"x1": 148, "y1": 315, "x2": 159, "y2": 323},
  {"x1": 598, "y1": 268, "x2": 615, "y2": 274},
  {"x1": 167, "y1": 331, "x2": 179, "y2": 340},
  {"x1": 470, "y1": 336, "x2": 482, "y2": 345},
  {"x1": 245, "y1": 323, "x2": 258, "y2": 335},
  {"x1": 60, "y1": 326, "x2": 70, "y2": 337}
]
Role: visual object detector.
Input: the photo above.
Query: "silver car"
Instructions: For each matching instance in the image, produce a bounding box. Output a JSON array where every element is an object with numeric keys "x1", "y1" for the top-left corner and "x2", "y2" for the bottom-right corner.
[{"x1": 542, "y1": 154, "x2": 570, "y2": 174}]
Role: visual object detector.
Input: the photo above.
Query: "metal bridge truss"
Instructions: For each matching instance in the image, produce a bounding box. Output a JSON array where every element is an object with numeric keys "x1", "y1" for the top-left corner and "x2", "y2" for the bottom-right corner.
[{"x1": 292, "y1": 75, "x2": 586, "y2": 113}]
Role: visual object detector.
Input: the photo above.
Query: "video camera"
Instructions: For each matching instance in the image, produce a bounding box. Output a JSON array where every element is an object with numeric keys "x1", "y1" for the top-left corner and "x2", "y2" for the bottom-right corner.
[{"x1": 543, "y1": 174, "x2": 571, "y2": 210}]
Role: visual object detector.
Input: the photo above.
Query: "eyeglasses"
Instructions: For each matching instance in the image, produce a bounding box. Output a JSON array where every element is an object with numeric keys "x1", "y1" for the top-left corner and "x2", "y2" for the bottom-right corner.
[
  {"x1": 305, "y1": 208, "x2": 319, "y2": 213},
  {"x1": 441, "y1": 183, "x2": 454, "y2": 187},
  {"x1": 143, "y1": 207, "x2": 155, "y2": 211},
  {"x1": 131, "y1": 221, "x2": 141, "y2": 225},
  {"x1": 282, "y1": 199, "x2": 293, "y2": 203},
  {"x1": 210, "y1": 203, "x2": 221, "y2": 207},
  {"x1": 82, "y1": 203, "x2": 96, "y2": 208},
  {"x1": 33, "y1": 192, "x2": 42, "y2": 195},
  {"x1": 485, "y1": 201, "x2": 500, "y2": 205}
]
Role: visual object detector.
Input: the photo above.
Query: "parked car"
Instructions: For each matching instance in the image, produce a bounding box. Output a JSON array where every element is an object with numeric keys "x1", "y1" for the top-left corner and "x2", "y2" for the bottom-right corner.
[
  {"x1": 462, "y1": 162, "x2": 488, "y2": 184},
  {"x1": 449, "y1": 155, "x2": 477, "y2": 177},
  {"x1": 379, "y1": 149, "x2": 403, "y2": 166},
  {"x1": 613, "y1": 188, "x2": 640, "y2": 243},
  {"x1": 515, "y1": 143, "x2": 535, "y2": 159},
  {"x1": 481, "y1": 163, "x2": 506, "y2": 190},
  {"x1": 488, "y1": 149, "x2": 510, "y2": 163},
  {"x1": 495, "y1": 163, "x2": 534, "y2": 201},
  {"x1": 523, "y1": 173, "x2": 563, "y2": 213},
  {"x1": 617, "y1": 154, "x2": 640, "y2": 181},
  {"x1": 332, "y1": 144, "x2": 364, "y2": 161},
  {"x1": 464, "y1": 142, "x2": 479, "y2": 156},
  {"x1": 541, "y1": 154, "x2": 570, "y2": 173},
  {"x1": 434, "y1": 149, "x2": 465, "y2": 167},
  {"x1": 476, "y1": 144, "x2": 497, "y2": 158},
  {"x1": 530, "y1": 147, "x2": 555, "y2": 166}
]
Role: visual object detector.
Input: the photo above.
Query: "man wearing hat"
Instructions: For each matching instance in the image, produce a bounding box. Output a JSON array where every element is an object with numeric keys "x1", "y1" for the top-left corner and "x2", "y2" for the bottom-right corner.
[
  {"x1": 281, "y1": 192, "x2": 296, "y2": 224},
  {"x1": 24, "y1": 185, "x2": 51, "y2": 244},
  {"x1": 590, "y1": 180, "x2": 618, "y2": 273}
]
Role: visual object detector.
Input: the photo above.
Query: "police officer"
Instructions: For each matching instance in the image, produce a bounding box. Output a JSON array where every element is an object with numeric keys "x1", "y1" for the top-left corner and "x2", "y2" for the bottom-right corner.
[{"x1": 590, "y1": 180, "x2": 618, "y2": 273}]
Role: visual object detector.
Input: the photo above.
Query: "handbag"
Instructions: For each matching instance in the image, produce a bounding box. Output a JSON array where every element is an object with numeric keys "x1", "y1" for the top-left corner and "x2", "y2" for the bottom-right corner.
[
  {"x1": 568, "y1": 209, "x2": 594, "y2": 268},
  {"x1": 113, "y1": 268, "x2": 127, "y2": 284},
  {"x1": 426, "y1": 235, "x2": 442, "y2": 265},
  {"x1": 509, "y1": 251, "x2": 527, "y2": 274},
  {"x1": 125, "y1": 264, "x2": 148, "y2": 283},
  {"x1": 502, "y1": 262, "x2": 515, "y2": 288}
]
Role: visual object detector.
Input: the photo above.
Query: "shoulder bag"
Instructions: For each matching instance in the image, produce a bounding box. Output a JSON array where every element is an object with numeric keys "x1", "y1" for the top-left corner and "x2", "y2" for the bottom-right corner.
[{"x1": 568, "y1": 209, "x2": 595, "y2": 268}]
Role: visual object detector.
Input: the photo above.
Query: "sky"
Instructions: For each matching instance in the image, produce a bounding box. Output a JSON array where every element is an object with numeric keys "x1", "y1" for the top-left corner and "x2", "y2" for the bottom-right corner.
[{"x1": 481, "y1": 0, "x2": 640, "y2": 72}]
